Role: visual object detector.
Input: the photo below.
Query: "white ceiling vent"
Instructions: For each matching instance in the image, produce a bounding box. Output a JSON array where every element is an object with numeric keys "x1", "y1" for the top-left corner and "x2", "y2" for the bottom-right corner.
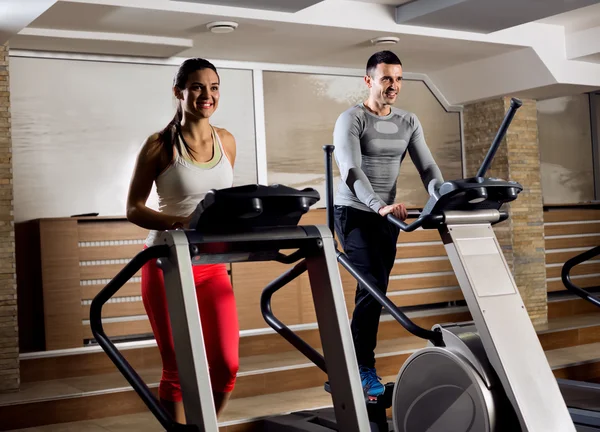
[
  {"x1": 206, "y1": 21, "x2": 238, "y2": 33},
  {"x1": 371, "y1": 36, "x2": 400, "y2": 45}
]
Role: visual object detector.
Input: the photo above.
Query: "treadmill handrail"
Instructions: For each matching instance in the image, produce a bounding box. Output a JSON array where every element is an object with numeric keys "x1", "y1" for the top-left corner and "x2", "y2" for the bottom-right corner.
[
  {"x1": 561, "y1": 245, "x2": 600, "y2": 308},
  {"x1": 90, "y1": 245, "x2": 197, "y2": 432},
  {"x1": 260, "y1": 259, "x2": 328, "y2": 373}
]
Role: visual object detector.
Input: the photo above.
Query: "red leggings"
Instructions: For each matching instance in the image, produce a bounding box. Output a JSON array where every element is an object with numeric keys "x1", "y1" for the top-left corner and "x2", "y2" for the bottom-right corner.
[{"x1": 141, "y1": 254, "x2": 239, "y2": 402}]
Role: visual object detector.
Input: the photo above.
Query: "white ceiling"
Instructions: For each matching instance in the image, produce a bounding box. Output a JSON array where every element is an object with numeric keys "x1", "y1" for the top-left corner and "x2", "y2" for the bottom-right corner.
[
  {"x1": 172, "y1": 0, "x2": 323, "y2": 13},
  {"x1": 392, "y1": 0, "x2": 600, "y2": 33},
  {"x1": 10, "y1": 1, "x2": 520, "y2": 73},
  {"x1": 343, "y1": 0, "x2": 412, "y2": 4},
  {"x1": 538, "y1": 2, "x2": 600, "y2": 32},
  {"x1": 0, "y1": 0, "x2": 56, "y2": 45}
]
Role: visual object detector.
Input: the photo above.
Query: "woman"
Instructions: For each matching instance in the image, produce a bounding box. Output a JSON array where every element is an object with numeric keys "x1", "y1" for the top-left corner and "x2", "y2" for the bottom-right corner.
[{"x1": 126, "y1": 58, "x2": 239, "y2": 423}]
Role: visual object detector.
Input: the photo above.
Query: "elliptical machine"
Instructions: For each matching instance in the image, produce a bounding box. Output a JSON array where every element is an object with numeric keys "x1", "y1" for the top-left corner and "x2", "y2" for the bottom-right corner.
[{"x1": 262, "y1": 97, "x2": 577, "y2": 431}]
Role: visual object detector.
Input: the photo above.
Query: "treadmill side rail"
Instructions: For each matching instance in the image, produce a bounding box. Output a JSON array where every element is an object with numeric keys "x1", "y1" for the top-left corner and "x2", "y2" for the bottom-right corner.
[
  {"x1": 157, "y1": 230, "x2": 219, "y2": 432},
  {"x1": 442, "y1": 223, "x2": 576, "y2": 432},
  {"x1": 305, "y1": 226, "x2": 372, "y2": 432}
]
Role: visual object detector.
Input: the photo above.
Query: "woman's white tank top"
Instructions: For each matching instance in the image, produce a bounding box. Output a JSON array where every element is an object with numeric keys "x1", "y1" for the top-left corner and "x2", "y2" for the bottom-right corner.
[{"x1": 145, "y1": 126, "x2": 234, "y2": 246}]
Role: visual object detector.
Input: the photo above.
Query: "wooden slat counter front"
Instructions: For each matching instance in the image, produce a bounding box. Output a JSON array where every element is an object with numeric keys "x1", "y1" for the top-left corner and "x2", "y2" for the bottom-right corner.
[
  {"x1": 543, "y1": 203, "x2": 600, "y2": 294},
  {"x1": 16, "y1": 209, "x2": 463, "y2": 352},
  {"x1": 16, "y1": 216, "x2": 149, "y2": 352}
]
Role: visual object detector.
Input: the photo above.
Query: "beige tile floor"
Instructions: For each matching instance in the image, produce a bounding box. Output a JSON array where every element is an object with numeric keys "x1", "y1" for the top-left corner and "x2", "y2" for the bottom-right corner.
[
  {"x1": 13, "y1": 337, "x2": 600, "y2": 432},
  {"x1": 8, "y1": 412, "x2": 163, "y2": 432},
  {"x1": 0, "y1": 336, "x2": 423, "y2": 406},
  {"x1": 5, "y1": 382, "x2": 353, "y2": 432},
  {"x1": 9, "y1": 341, "x2": 600, "y2": 432},
  {"x1": 5, "y1": 314, "x2": 600, "y2": 431}
]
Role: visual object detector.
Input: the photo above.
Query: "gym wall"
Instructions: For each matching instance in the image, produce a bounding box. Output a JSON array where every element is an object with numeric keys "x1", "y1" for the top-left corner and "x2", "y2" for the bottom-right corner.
[
  {"x1": 9, "y1": 56, "x2": 258, "y2": 223},
  {"x1": 9, "y1": 54, "x2": 462, "y2": 223},
  {"x1": 0, "y1": 43, "x2": 18, "y2": 393},
  {"x1": 262, "y1": 71, "x2": 462, "y2": 208},
  {"x1": 6, "y1": 52, "x2": 600, "y2": 357},
  {"x1": 537, "y1": 94, "x2": 596, "y2": 204},
  {"x1": 9, "y1": 54, "x2": 598, "y2": 225}
]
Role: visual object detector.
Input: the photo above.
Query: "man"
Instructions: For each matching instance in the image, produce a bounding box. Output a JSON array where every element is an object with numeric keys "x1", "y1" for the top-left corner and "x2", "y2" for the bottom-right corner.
[{"x1": 332, "y1": 50, "x2": 444, "y2": 397}]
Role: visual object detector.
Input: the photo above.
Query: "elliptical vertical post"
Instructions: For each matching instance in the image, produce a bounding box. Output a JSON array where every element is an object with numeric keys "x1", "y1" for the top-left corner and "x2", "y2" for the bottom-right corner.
[
  {"x1": 323, "y1": 145, "x2": 335, "y2": 235},
  {"x1": 476, "y1": 98, "x2": 522, "y2": 178}
]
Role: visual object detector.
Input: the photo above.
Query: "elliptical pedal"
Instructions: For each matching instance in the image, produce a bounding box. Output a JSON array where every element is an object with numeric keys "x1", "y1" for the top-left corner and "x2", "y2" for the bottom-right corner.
[{"x1": 323, "y1": 380, "x2": 394, "y2": 407}]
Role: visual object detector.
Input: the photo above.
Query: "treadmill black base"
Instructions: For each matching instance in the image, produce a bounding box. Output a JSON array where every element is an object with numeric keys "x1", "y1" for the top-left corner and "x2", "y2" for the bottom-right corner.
[{"x1": 262, "y1": 407, "x2": 394, "y2": 432}]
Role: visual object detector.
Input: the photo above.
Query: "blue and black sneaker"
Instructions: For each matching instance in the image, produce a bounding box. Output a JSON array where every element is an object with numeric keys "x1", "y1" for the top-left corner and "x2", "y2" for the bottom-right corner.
[{"x1": 359, "y1": 366, "x2": 385, "y2": 398}]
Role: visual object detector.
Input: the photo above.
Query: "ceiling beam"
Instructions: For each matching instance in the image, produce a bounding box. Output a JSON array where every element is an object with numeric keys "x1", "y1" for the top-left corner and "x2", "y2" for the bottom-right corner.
[
  {"x1": 172, "y1": 0, "x2": 324, "y2": 13},
  {"x1": 0, "y1": 0, "x2": 57, "y2": 45},
  {"x1": 394, "y1": 0, "x2": 600, "y2": 33}
]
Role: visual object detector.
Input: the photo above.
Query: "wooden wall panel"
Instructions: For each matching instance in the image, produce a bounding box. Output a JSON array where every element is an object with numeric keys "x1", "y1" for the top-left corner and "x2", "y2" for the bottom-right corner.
[
  {"x1": 80, "y1": 302, "x2": 146, "y2": 319},
  {"x1": 544, "y1": 207, "x2": 600, "y2": 296},
  {"x1": 391, "y1": 259, "x2": 452, "y2": 276},
  {"x1": 546, "y1": 262, "x2": 600, "y2": 279},
  {"x1": 397, "y1": 229, "x2": 440, "y2": 243},
  {"x1": 396, "y1": 244, "x2": 446, "y2": 259},
  {"x1": 39, "y1": 219, "x2": 83, "y2": 350},
  {"x1": 16, "y1": 217, "x2": 152, "y2": 351},
  {"x1": 81, "y1": 282, "x2": 141, "y2": 301},
  {"x1": 231, "y1": 261, "x2": 302, "y2": 331},
  {"x1": 388, "y1": 274, "x2": 458, "y2": 292},
  {"x1": 546, "y1": 250, "x2": 596, "y2": 265},
  {"x1": 544, "y1": 209, "x2": 600, "y2": 223},
  {"x1": 545, "y1": 222, "x2": 600, "y2": 237},
  {"x1": 79, "y1": 244, "x2": 145, "y2": 261},
  {"x1": 391, "y1": 288, "x2": 464, "y2": 307},
  {"x1": 547, "y1": 276, "x2": 600, "y2": 292},
  {"x1": 82, "y1": 319, "x2": 152, "y2": 340},
  {"x1": 79, "y1": 265, "x2": 141, "y2": 281},
  {"x1": 299, "y1": 265, "x2": 356, "y2": 324},
  {"x1": 545, "y1": 236, "x2": 600, "y2": 250},
  {"x1": 77, "y1": 221, "x2": 148, "y2": 242},
  {"x1": 17, "y1": 207, "x2": 491, "y2": 351}
]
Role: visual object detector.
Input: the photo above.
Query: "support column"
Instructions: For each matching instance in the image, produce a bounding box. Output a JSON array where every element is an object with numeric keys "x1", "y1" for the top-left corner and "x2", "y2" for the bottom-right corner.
[
  {"x1": 463, "y1": 97, "x2": 547, "y2": 325},
  {"x1": 0, "y1": 43, "x2": 18, "y2": 392}
]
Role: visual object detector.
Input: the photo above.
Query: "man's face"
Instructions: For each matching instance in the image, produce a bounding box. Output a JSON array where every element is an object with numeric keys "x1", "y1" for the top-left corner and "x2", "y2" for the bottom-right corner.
[{"x1": 365, "y1": 62, "x2": 403, "y2": 106}]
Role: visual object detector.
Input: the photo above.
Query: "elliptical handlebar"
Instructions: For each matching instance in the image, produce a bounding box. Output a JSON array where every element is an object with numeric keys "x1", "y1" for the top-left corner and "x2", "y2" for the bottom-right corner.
[
  {"x1": 561, "y1": 245, "x2": 600, "y2": 308},
  {"x1": 386, "y1": 212, "x2": 439, "y2": 232},
  {"x1": 386, "y1": 213, "x2": 423, "y2": 232}
]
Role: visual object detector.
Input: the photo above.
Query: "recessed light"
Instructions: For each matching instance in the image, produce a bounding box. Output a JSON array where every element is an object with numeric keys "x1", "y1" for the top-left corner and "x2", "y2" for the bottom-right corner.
[
  {"x1": 371, "y1": 36, "x2": 399, "y2": 45},
  {"x1": 207, "y1": 21, "x2": 239, "y2": 34}
]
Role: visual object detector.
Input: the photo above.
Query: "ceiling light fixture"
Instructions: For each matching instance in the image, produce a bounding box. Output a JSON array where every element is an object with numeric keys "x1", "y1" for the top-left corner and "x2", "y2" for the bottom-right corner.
[
  {"x1": 206, "y1": 21, "x2": 239, "y2": 34},
  {"x1": 371, "y1": 36, "x2": 400, "y2": 45}
]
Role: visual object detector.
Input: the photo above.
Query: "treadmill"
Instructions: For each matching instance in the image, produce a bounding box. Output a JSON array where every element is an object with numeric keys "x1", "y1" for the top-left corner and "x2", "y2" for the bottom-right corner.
[
  {"x1": 89, "y1": 184, "x2": 375, "y2": 432},
  {"x1": 557, "y1": 245, "x2": 600, "y2": 431}
]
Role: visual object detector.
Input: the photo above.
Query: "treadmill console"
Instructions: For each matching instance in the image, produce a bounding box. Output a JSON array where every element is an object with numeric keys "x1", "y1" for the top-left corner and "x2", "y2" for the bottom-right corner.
[{"x1": 188, "y1": 184, "x2": 320, "y2": 233}]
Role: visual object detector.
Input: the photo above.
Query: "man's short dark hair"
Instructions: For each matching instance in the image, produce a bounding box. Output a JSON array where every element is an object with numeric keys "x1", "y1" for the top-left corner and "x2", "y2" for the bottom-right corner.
[{"x1": 366, "y1": 50, "x2": 402, "y2": 76}]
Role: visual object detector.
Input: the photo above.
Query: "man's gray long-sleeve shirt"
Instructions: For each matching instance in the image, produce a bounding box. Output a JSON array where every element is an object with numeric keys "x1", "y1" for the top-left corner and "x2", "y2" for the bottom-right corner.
[{"x1": 333, "y1": 103, "x2": 444, "y2": 214}]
